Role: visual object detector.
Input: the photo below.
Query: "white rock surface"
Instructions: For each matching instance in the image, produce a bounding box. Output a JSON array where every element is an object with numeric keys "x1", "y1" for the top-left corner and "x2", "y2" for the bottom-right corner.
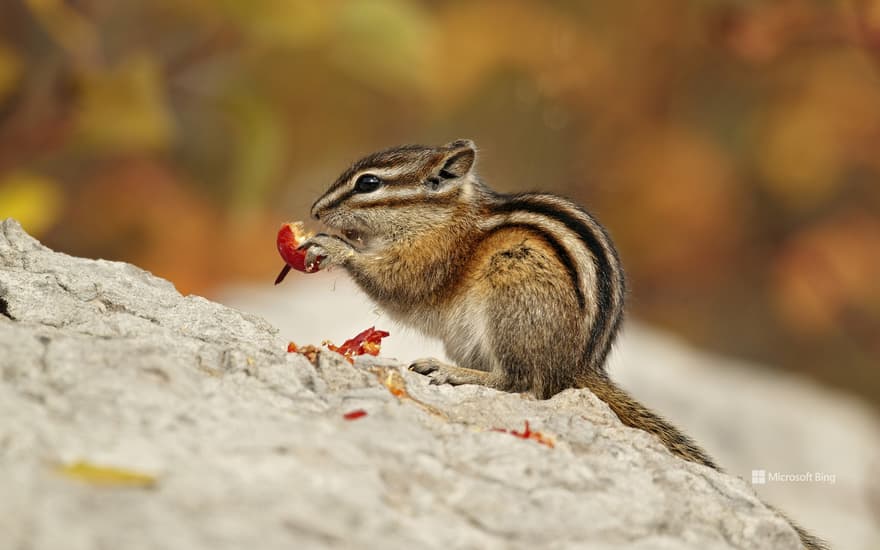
[
  {"x1": 0, "y1": 218, "x2": 850, "y2": 549},
  {"x1": 219, "y1": 258, "x2": 880, "y2": 550}
]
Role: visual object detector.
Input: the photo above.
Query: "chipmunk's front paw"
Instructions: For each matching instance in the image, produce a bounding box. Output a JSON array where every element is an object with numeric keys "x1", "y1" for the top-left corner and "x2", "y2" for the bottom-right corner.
[{"x1": 298, "y1": 233, "x2": 354, "y2": 268}]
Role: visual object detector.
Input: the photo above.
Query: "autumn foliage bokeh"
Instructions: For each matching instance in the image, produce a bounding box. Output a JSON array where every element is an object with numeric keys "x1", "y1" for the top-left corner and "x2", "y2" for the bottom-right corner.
[{"x1": 1, "y1": 0, "x2": 878, "y2": 405}]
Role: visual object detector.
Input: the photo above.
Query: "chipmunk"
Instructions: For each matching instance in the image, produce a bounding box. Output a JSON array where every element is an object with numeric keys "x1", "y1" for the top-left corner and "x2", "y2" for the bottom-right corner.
[{"x1": 300, "y1": 139, "x2": 827, "y2": 550}]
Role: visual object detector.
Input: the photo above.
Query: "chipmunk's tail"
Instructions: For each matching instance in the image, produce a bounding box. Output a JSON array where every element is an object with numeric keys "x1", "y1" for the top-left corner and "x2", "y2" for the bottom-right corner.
[
  {"x1": 783, "y1": 514, "x2": 831, "y2": 550},
  {"x1": 576, "y1": 371, "x2": 830, "y2": 549},
  {"x1": 576, "y1": 371, "x2": 718, "y2": 468}
]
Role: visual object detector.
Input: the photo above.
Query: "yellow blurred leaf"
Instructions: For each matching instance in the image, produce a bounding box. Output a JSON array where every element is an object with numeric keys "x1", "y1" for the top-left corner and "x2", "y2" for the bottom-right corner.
[
  {"x1": 75, "y1": 54, "x2": 173, "y2": 152},
  {"x1": 427, "y1": 1, "x2": 603, "y2": 108},
  {"x1": 759, "y1": 104, "x2": 841, "y2": 206},
  {"x1": 215, "y1": 0, "x2": 336, "y2": 48},
  {"x1": 0, "y1": 44, "x2": 22, "y2": 103},
  {"x1": 0, "y1": 172, "x2": 63, "y2": 236},
  {"x1": 329, "y1": 0, "x2": 431, "y2": 91},
  {"x1": 57, "y1": 461, "x2": 157, "y2": 488}
]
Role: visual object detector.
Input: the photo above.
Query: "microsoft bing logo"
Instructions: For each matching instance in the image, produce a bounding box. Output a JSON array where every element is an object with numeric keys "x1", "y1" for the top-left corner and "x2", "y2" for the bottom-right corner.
[{"x1": 749, "y1": 469, "x2": 836, "y2": 485}]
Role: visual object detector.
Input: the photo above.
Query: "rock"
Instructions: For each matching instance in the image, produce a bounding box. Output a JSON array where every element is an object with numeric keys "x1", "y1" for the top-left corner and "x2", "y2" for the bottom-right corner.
[
  {"x1": 0, "y1": 218, "x2": 804, "y2": 550},
  {"x1": 221, "y1": 262, "x2": 880, "y2": 550}
]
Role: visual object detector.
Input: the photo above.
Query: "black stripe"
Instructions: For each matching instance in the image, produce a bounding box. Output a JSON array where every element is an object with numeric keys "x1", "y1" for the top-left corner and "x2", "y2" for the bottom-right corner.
[
  {"x1": 324, "y1": 179, "x2": 462, "y2": 212},
  {"x1": 357, "y1": 188, "x2": 461, "y2": 210},
  {"x1": 492, "y1": 195, "x2": 622, "y2": 367},
  {"x1": 321, "y1": 174, "x2": 424, "y2": 212},
  {"x1": 324, "y1": 189, "x2": 356, "y2": 211},
  {"x1": 487, "y1": 222, "x2": 586, "y2": 310}
]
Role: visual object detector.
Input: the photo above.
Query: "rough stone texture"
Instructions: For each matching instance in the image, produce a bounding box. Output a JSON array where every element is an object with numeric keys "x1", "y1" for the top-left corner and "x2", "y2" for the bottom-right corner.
[
  {"x1": 221, "y1": 263, "x2": 880, "y2": 550},
  {"x1": 0, "y1": 218, "x2": 807, "y2": 549}
]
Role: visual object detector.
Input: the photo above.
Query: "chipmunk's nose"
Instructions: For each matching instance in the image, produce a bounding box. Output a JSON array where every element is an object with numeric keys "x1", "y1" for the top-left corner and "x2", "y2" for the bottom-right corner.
[{"x1": 311, "y1": 194, "x2": 334, "y2": 221}]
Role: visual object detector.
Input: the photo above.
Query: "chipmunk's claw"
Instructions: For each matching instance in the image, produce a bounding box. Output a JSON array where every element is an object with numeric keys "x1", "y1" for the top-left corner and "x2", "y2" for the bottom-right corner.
[
  {"x1": 410, "y1": 359, "x2": 494, "y2": 387},
  {"x1": 298, "y1": 233, "x2": 353, "y2": 268},
  {"x1": 409, "y1": 358, "x2": 443, "y2": 383}
]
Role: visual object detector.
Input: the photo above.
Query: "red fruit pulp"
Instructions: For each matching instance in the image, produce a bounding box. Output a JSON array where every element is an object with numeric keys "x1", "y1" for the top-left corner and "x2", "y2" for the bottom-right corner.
[{"x1": 274, "y1": 222, "x2": 324, "y2": 284}]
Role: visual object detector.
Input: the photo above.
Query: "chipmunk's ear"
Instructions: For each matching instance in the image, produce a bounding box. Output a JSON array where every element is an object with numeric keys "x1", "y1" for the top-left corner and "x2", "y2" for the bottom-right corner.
[{"x1": 437, "y1": 139, "x2": 476, "y2": 180}]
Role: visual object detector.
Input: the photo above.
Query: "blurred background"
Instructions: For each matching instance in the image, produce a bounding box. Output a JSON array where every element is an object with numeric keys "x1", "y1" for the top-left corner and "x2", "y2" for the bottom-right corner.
[
  {"x1": 2, "y1": 0, "x2": 879, "y2": 546},
  {"x1": 2, "y1": 0, "x2": 878, "y2": 409}
]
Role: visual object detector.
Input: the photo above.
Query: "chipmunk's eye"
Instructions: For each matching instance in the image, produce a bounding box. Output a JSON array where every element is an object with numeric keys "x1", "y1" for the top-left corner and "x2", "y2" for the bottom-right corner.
[{"x1": 354, "y1": 174, "x2": 382, "y2": 193}]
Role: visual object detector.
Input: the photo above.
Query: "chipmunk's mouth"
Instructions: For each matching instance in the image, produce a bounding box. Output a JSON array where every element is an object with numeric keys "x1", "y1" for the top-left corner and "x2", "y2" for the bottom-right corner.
[
  {"x1": 332, "y1": 226, "x2": 372, "y2": 249},
  {"x1": 319, "y1": 212, "x2": 372, "y2": 249}
]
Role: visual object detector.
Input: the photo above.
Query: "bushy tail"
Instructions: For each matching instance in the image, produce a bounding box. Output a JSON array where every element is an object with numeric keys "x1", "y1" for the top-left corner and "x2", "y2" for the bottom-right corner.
[
  {"x1": 577, "y1": 372, "x2": 829, "y2": 549},
  {"x1": 782, "y1": 512, "x2": 830, "y2": 550},
  {"x1": 578, "y1": 371, "x2": 718, "y2": 468}
]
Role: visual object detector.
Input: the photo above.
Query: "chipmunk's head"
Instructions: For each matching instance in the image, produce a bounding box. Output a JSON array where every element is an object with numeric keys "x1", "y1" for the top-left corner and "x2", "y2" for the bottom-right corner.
[{"x1": 310, "y1": 139, "x2": 481, "y2": 249}]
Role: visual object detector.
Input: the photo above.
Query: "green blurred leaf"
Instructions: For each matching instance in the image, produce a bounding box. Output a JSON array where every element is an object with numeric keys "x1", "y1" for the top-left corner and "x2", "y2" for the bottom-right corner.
[{"x1": 224, "y1": 89, "x2": 284, "y2": 213}]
